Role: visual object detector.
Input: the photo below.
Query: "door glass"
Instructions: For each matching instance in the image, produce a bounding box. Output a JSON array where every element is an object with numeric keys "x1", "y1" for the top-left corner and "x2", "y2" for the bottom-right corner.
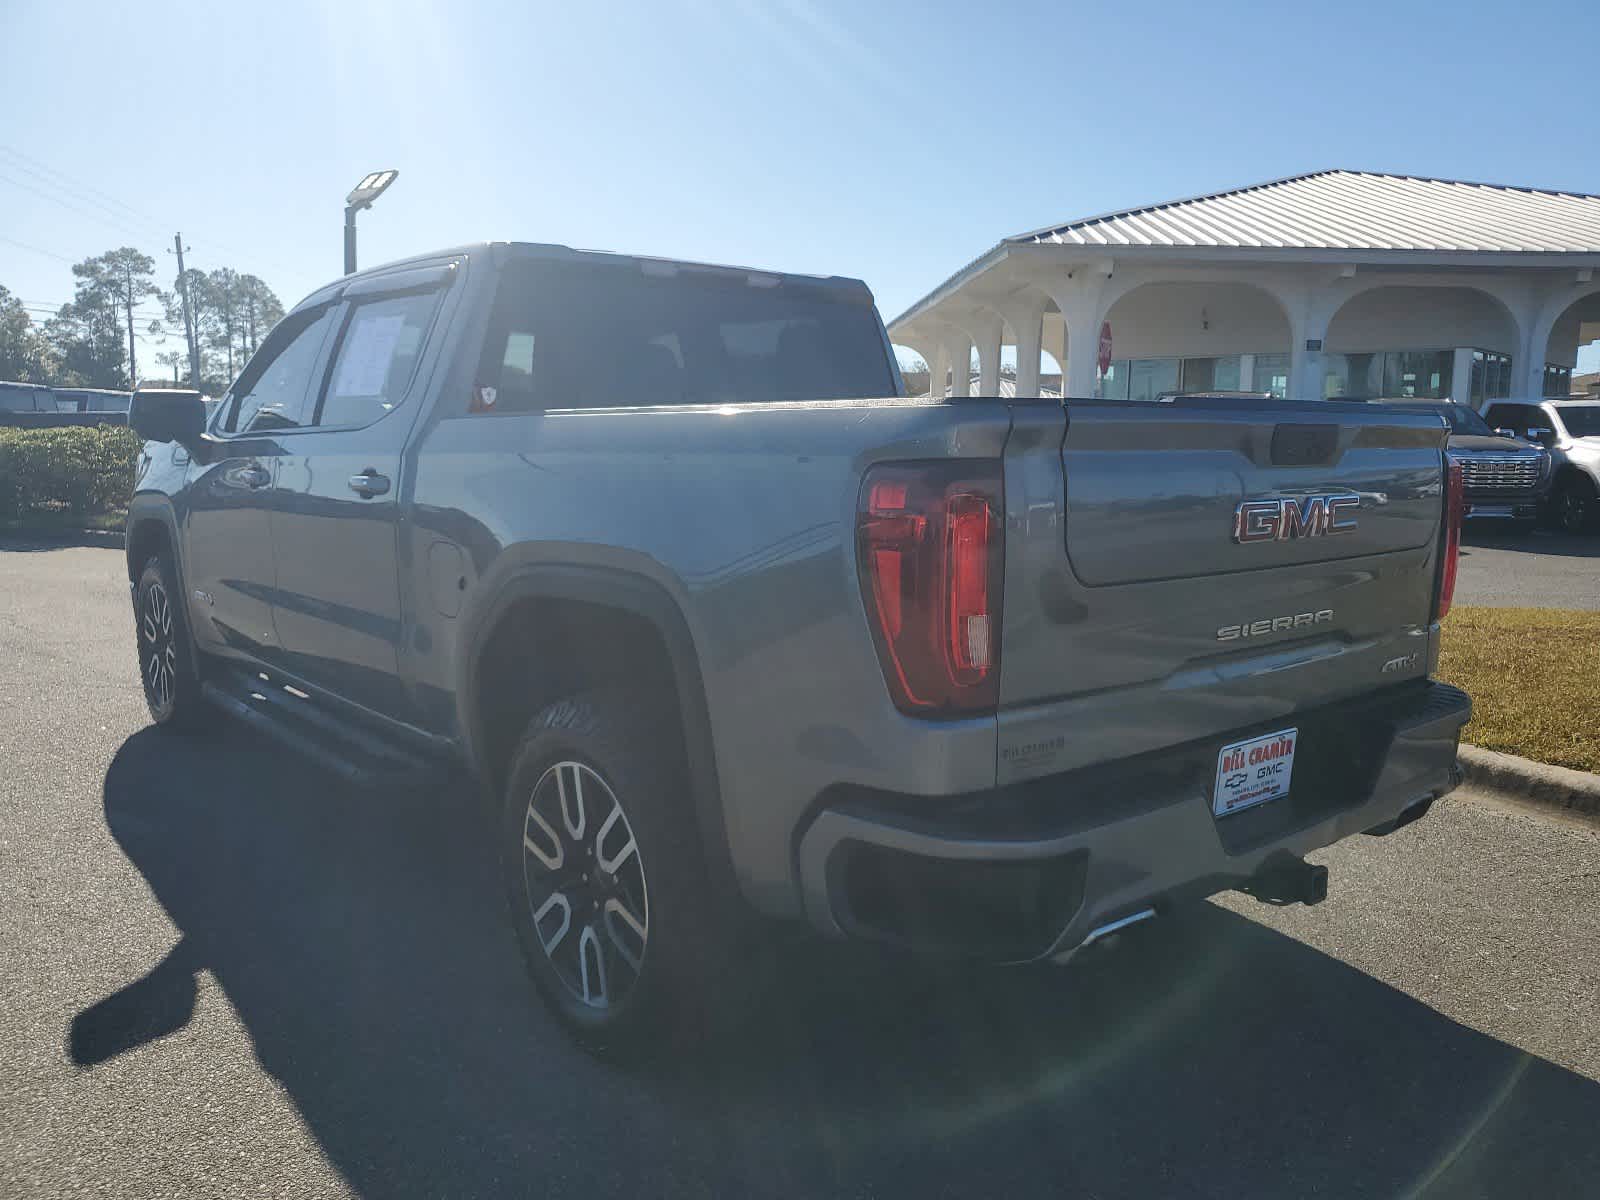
[
  {"x1": 317, "y1": 291, "x2": 440, "y2": 428},
  {"x1": 224, "y1": 305, "x2": 339, "y2": 433},
  {"x1": 1254, "y1": 354, "x2": 1290, "y2": 399}
]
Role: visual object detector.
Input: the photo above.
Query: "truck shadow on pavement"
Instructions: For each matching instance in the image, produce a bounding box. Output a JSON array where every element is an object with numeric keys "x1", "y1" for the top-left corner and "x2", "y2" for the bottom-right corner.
[{"x1": 80, "y1": 724, "x2": 1600, "y2": 1199}]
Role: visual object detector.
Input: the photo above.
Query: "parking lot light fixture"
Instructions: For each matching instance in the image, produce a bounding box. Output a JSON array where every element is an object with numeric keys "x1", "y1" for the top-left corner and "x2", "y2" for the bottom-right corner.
[{"x1": 344, "y1": 170, "x2": 399, "y2": 275}]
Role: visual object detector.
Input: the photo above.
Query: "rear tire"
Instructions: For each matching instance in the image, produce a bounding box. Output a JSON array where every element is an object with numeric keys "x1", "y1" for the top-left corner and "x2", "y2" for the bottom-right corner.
[
  {"x1": 133, "y1": 553, "x2": 211, "y2": 731},
  {"x1": 499, "y1": 689, "x2": 729, "y2": 1056}
]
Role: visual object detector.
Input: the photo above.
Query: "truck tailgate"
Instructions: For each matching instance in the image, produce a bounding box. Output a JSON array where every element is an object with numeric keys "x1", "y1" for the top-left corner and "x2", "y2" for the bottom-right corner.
[{"x1": 997, "y1": 397, "x2": 1450, "y2": 784}]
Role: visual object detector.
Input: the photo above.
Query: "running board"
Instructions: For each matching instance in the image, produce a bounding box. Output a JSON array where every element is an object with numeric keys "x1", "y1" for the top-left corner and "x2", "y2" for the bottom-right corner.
[{"x1": 200, "y1": 667, "x2": 448, "y2": 791}]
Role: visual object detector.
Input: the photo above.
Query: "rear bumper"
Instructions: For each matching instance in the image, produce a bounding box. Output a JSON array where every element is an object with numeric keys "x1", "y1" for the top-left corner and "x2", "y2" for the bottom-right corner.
[{"x1": 794, "y1": 681, "x2": 1471, "y2": 962}]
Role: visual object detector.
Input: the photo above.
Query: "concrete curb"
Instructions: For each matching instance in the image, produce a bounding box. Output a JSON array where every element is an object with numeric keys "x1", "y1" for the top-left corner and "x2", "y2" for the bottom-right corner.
[{"x1": 1458, "y1": 743, "x2": 1600, "y2": 824}]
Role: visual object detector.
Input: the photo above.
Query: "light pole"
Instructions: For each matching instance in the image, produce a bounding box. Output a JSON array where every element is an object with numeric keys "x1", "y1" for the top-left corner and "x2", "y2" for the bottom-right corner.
[{"x1": 344, "y1": 170, "x2": 399, "y2": 275}]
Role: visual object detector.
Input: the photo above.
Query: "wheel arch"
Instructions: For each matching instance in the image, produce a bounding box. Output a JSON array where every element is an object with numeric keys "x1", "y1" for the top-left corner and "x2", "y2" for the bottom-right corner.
[{"x1": 458, "y1": 558, "x2": 737, "y2": 904}]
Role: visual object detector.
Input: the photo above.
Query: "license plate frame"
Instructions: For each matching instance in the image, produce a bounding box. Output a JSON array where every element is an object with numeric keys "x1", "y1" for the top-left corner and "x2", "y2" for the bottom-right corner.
[{"x1": 1213, "y1": 727, "x2": 1298, "y2": 817}]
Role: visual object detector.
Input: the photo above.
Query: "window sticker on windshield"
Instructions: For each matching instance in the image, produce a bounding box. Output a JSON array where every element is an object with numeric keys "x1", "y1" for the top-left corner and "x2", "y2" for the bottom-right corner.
[{"x1": 333, "y1": 313, "x2": 407, "y2": 396}]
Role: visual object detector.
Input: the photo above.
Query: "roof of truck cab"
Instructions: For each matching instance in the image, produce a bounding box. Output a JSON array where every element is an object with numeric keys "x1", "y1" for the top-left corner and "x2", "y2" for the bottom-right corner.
[{"x1": 323, "y1": 241, "x2": 871, "y2": 296}]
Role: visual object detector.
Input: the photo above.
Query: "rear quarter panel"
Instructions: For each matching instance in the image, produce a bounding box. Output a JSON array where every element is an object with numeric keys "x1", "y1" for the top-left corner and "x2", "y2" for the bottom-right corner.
[{"x1": 404, "y1": 399, "x2": 1012, "y2": 915}]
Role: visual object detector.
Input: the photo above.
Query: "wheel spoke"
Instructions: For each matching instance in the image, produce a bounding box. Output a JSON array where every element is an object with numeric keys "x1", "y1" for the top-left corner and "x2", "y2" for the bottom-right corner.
[
  {"x1": 594, "y1": 800, "x2": 638, "y2": 876},
  {"x1": 523, "y1": 804, "x2": 564, "y2": 870},
  {"x1": 602, "y1": 897, "x2": 647, "y2": 973},
  {"x1": 558, "y1": 764, "x2": 585, "y2": 839},
  {"x1": 578, "y1": 923, "x2": 608, "y2": 1007},
  {"x1": 532, "y1": 891, "x2": 572, "y2": 955}
]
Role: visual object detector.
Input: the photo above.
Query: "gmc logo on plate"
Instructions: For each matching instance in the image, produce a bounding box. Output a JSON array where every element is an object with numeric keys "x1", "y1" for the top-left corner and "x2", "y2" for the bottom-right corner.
[{"x1": 1233, "y1": 494, "x2": 1360, "y2": 543}]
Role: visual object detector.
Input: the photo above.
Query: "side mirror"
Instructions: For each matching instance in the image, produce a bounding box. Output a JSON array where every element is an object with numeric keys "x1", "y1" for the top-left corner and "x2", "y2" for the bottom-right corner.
[
  {"x1": 130, "y1": 389, "x2": 207, "y2": 447},
  {"x1": 1493, "y1": 427, "x2": 1516, "y2": 439},
  {"x1": 1526, "y1": 426, "x2": 1557, "y2": 448}
]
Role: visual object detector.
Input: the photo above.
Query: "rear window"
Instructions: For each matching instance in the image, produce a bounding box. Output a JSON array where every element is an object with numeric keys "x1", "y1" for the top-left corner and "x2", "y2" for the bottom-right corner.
[{"x1": 476, "y1": 260, "x2": 893, "y2": 411}]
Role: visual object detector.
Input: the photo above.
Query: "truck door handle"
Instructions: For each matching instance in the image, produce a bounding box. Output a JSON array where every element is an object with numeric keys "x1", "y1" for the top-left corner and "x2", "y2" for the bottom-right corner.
[{"x1": 347, "y1": 470, "x2": 391, "y2": 498}]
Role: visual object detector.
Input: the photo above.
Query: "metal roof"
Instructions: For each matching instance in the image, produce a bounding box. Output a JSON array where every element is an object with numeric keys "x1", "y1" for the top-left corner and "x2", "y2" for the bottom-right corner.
[{"x1": 1011, "y1": 170, "x2": 1600, "y2": 254}]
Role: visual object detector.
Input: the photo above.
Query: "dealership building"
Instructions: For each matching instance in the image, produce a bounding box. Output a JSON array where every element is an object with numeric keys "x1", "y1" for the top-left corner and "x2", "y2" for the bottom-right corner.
[{"x1": 888, "y1": 170, "x2": 1600, "y2": 407}]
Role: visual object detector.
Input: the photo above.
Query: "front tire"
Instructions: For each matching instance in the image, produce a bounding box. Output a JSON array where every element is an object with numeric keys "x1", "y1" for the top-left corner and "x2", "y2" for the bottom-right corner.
[
  {"x1": 1555, "y1": 474, "x2": 1600, "y2": 535},
  {"x1": 500, "y1": 689, "x2": 725, "y2": 1055},
  {"x1": 133, "y1": 553, "x2": 210, "y2": 731}
]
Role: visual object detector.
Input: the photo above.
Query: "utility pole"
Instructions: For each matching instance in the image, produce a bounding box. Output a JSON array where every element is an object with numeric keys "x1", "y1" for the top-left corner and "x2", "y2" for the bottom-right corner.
[{"x1": 170, "y1": 234, "x2": 201, "y2": 388}]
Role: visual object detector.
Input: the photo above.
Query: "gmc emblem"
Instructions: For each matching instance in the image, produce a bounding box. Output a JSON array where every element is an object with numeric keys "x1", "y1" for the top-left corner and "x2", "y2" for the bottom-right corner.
[{"x1": 1233, "y1": 494, "x2": 1360, "y2": 543}]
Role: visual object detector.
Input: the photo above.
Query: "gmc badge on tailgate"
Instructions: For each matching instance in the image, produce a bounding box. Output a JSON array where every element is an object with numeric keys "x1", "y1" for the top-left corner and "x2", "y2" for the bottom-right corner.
[{"x1": 1233, "y1": 494, "x2": 1360, "y2": 543}]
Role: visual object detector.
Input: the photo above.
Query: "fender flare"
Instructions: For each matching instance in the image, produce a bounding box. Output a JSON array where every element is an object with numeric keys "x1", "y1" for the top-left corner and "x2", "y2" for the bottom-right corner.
[{"x1": 456, "y1": 559, "x2": 736, "y2": 901}]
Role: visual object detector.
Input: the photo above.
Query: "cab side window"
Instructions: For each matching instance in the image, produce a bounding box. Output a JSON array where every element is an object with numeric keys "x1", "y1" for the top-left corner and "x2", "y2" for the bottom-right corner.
[
  {"x1": 223, "y1": 304, "x2": 339, "y2": 434},
  {"x1": 1483, "y1": 403, "x2": 1540, "y2": 437},
  {"x1": 315, "y1": 291, "x2": 440, "y2": 429}
]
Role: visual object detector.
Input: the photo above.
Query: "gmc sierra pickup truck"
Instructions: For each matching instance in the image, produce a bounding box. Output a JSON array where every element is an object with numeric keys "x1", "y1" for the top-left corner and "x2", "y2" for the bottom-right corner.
[{"x1": 125, "y1": 242, "x2": 1471, "y2": 1050}]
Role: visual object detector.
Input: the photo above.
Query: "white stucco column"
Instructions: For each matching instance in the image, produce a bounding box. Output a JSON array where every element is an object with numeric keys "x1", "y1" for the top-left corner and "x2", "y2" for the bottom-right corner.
[
  {"x1": 945, "y1": 331, "x2": 973, "y2": 397},
  {"x1": 1286, "y1": 297, "x2": 1332, "y2": 402},
  {"x1": 1042, "y1": 279, "x2": 1107, "y2": 399},
  {"x1": 1450, "y1": 347, "x2": 1476, "y2": 404},
  {"x1": 999, "y1": 302, "x2": 1046, "y2": 397},
  {"x1": 927, "y1": 342, "x2": 949, "y2": 398},
  {"x1": 974, "y1": 313, "x2": 1003, "y2": 395}
]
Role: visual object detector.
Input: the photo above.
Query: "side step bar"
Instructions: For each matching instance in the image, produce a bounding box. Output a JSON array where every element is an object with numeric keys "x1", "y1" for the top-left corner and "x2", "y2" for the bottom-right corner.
[{"x1": 201, "y1": 667, "x2": 450, "y2": 791}]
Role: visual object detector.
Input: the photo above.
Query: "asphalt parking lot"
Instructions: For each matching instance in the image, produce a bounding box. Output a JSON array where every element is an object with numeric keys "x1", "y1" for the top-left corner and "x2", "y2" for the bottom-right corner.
[
  {"x1": 1456, "y1": 525, "x2": 1600, "y2": 610},
  {"x1": 3, "y1": 542, "x2": 1600, "y2": 1199}
]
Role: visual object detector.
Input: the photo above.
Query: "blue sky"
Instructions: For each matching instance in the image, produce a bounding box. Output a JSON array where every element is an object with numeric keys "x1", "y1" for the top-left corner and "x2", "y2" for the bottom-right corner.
[{"x1": 3, "y1": 0, "x2": 1598, "y2": 374}]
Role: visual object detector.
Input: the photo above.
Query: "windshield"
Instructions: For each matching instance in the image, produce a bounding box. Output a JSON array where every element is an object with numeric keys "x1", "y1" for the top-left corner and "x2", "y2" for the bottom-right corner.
[
  {"x1": 1559, "y1": 406, "x2": 1600, "y2": 437},
  {"x1": 1440, "y1": 404, "x2": 1495, "y2": 436}
]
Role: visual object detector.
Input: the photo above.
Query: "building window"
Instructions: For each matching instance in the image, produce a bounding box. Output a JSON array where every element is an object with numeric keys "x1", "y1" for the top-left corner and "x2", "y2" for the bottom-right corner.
[
  {"x1": 1383, "y1": 349, "x2": 1453, "y2": 399},
  {"x1": 1100, "y1": 354, "x2": 1251, "y2": 400},
  {"x1": 1544, "y1": 363, "x2": 1572, "y2": 397},
  {"x1": 1179, "y1": 356, "x2": 1242, "y2": 392},
  {"x1": 1254, "y1": 354, "x2": 1291, "y2": 399}
]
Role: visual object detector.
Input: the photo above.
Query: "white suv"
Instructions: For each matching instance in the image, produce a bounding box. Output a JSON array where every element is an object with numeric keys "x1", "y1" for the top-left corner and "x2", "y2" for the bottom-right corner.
[{"x1": 1483, "y1": 399, "x2": 1600, "y2": 534}]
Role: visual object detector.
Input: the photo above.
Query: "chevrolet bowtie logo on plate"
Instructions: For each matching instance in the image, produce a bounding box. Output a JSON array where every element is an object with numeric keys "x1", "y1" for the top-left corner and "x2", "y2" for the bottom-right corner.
[{"x1": 1233, "y1": 494, "x2": 1360, "y2": 543}]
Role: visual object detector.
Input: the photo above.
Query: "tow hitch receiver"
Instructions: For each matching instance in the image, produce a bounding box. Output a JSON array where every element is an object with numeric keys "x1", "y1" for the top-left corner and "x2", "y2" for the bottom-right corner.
[{"x1": 1237, "y1": 858, "x2": 1329, "y2": 907}]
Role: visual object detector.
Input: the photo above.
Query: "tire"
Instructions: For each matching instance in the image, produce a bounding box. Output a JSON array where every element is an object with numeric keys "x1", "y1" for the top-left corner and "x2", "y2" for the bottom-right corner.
[
  {"x1": 133, "y1": 553, "x2": 211, "y2": 731},
  {"x1": 1555, "y1": 474, "x2": 1600, "y2": 535},
  {"x1": 499, "y1": 689, "x2": 727, "y2": 1056}
]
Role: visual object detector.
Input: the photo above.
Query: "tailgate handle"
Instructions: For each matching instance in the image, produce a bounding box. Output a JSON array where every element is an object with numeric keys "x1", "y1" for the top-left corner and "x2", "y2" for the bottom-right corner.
[{"x1": 1271, "y1": 424, "x2": 1339, "y2": 466}]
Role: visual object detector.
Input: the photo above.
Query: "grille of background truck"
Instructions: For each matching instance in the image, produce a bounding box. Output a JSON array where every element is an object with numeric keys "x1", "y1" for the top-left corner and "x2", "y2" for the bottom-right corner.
[{"x1": 1458, "y1": 456, "x2": 1541, "y2": 491}]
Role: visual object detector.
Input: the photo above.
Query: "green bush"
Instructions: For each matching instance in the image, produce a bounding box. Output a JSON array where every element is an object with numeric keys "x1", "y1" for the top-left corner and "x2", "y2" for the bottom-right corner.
[{"x1": 0, "y1": 424, "x2": 143, "y2": 519}]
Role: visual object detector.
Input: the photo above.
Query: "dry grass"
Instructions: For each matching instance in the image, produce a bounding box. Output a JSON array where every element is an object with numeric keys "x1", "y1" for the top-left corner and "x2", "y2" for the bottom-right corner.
[{"x1": 1438, "y1": 606, "x2": 1600, "y2": 774}]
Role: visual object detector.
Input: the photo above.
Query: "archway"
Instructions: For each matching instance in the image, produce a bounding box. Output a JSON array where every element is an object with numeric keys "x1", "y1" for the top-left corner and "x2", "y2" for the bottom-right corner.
[
  {"x1": 1541, "y1": 289, "x2": 1600, "y2": 397},
  {"x1": 1323, "y1": 285, "x2": 1518, "y2": 402},
  {"x1": 1096, "y1": 281, "x2": 1292, "y2": 400}
]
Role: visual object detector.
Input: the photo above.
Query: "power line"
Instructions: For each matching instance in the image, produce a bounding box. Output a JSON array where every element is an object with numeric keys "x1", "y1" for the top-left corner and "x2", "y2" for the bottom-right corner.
[
  {"x1": 0, "y1": 143, "x2": 163, "y2": 229},
  {"x1": 0, "y1": 235, "x2": 75, "y2": 264}
]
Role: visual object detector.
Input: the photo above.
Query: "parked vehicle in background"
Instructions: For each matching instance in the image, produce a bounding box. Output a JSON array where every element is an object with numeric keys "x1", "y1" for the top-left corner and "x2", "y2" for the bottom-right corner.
[
  {"x1": 1370, "y1": 398, "x2": 1549, "y2": 532},
  {"x1": 1483, "y1": 398, "x2": 1600, "y2": 533},
  {"x1": 0, "y1": 380, "x2": 57, "y2": 413},
  {"x1": 54, "y1": 387, "x2": 133, "y2": 414},
  {"x1": 125, "y1": 242, "x2": 1472, "y2": 1053}
]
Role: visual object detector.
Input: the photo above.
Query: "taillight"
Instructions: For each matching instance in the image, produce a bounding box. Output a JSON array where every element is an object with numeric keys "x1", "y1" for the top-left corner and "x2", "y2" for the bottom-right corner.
[
  {"x1": 1434, "y1": 457, "x2": 1464, "y2": 622},
  {"x1": 857, "y1": 462, "x2": 1004, "y2": 715}
]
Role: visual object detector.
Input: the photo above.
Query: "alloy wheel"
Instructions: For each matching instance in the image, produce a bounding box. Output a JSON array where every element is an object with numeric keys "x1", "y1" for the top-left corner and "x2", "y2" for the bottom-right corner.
[
  {"x1": 141, "y1": 580, "x2": 178, "y2": 712},
  {"x1": 1562, "y1": 486, "x2": 1589, "y2": 535},
  {"x1": 520, "y1": 761, "x2": 650, "y2": 1013}
]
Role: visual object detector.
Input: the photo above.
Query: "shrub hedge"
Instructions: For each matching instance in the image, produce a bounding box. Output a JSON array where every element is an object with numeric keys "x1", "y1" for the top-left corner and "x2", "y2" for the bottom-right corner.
[{"x1": 0, "y1": 424, "x2": 143, "y2": 519}]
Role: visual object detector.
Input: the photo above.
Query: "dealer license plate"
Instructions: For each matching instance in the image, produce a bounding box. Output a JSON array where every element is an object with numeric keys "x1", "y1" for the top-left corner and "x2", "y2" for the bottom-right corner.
[{"x1": 1213, "y1": 727, "x2": 1298, "y2": 817}]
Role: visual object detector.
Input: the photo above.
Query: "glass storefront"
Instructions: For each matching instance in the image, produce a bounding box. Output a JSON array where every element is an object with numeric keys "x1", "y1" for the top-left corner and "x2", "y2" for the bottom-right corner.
[
  {"x1": 1254, "y1": 354, "x2": 1291, "y2": 399},
  {"x1": 1468, "y1": 350, "x2": 1514, "y2": 404},
  {"x1": 1544, "y1": 363, "x2": 1573, "y2": 397},
  {"x1": 1100, "y1": 354, "x2": 1241, "y2": 401},
  {"x1": 1321, "y1": 349, "x2": 1453, "y2": 400}
]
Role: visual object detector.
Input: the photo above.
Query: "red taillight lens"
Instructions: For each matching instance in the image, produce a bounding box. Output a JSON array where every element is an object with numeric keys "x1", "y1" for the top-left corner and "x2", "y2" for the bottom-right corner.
[
  {"x1": 1435, "y1": 457, "x2": 1464, "y2": 622},
  {"x1": 857, "y1": 462, "x2": 1003, "y2": 715}
]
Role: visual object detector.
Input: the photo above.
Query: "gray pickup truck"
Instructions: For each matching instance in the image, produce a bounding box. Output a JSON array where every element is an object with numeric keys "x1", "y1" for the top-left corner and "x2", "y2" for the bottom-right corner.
[{"x1": 125, "y1": 243, "x2": 1471, "y2": 1050}]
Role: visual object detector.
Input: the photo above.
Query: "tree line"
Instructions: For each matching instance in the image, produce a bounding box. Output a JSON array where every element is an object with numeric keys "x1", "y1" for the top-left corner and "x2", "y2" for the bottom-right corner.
[{"x1": 0, "y1": 245, "x2": 284, "y2": 395}]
